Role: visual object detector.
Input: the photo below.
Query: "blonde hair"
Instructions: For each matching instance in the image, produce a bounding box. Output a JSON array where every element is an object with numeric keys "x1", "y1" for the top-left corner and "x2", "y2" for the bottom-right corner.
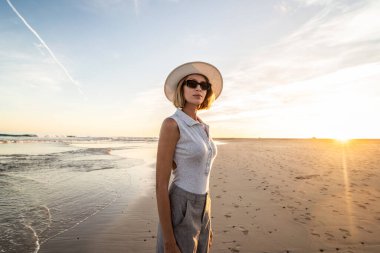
[{"x1": 173, "y1": 74, "x2": 215, "y2": 110}]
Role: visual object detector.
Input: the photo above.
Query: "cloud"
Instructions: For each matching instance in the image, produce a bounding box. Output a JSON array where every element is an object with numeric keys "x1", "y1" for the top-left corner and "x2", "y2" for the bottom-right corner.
[
  {"x1": 0, "y1": 54, "x2": 69, "y2": 94},
  {"x1": 5, "y1": 0, "x2": 85, "y2": 97},
  {"x1": 228, "y1": 0, "x2": 380, "y2": 91},
  {"x1": 294, "y1": 0, "x2": 338, "y2": 6},
  {"x1": 209, "y1": 62, "x2": 380, "y2": 137},
  {"x1": 285, "y1": 1, "x2": 380, "y2": 45},
  {"x1": 274, "y1": 1, "x2": 294, "y2": 14},
  {"x1": 204, "y1": 0, "x2": 380, "y2": 137}
]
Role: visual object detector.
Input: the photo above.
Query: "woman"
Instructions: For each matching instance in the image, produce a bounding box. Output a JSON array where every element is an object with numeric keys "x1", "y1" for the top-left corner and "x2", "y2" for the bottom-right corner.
[{"x1": 156, "y1": 61, "x2": 223, "y2": 253}]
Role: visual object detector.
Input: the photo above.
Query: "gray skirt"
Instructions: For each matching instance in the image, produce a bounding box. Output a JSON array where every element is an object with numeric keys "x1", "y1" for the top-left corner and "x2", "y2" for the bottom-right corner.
[{"x1": 156, "y1": 183, "x2": 212, "y2": 253}]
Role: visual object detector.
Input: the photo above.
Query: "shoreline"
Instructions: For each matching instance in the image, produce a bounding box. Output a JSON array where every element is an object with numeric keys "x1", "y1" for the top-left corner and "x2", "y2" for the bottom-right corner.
[
  {"x1": 38, "y1": 160, "x2": 157, "y2": 253},
  {"x1": 38, "y1": 143, "x2": 158, "y2": 253}
]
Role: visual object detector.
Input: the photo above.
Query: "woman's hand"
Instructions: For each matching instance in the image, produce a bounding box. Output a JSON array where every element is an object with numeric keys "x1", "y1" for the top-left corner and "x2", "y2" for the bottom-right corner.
[{"x1": 164, "y1": 240, "x2": 181, "y2": 253}]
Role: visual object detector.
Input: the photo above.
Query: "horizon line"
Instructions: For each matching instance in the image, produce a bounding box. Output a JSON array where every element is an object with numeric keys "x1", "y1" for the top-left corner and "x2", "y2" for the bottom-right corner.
[{"x1": 0, "y1": 133, "x2": 379, "y2": 141}]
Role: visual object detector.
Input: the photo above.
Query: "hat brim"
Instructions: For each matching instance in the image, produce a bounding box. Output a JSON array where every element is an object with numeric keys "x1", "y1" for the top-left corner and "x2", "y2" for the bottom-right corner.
[{"x1": 164, "y1": 61, "x2": 223, "y2": 102}]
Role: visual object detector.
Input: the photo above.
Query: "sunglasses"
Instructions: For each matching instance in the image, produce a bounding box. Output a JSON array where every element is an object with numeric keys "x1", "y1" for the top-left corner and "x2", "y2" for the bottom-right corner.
[{"x1": 184, "y1": 79, "x2": 211, "y2": 91}]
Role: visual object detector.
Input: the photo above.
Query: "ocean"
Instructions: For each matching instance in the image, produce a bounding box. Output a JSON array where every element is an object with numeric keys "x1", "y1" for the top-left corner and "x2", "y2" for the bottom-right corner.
[{"x1": 0, "y1": 136, "x2": 158, "y2": 253}]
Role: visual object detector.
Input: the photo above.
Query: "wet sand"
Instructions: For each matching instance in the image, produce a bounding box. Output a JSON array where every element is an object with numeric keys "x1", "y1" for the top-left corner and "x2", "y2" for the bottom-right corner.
[{"x1": 40, "y1": 139, "x2": 380, "y2": 253}]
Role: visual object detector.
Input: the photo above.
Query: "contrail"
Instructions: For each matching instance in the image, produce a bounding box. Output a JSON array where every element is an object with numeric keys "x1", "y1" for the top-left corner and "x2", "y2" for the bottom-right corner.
[
  {"x1": 6, "y1": 0, "x2": 85, "y2": 96},
  {"x1": 133, "y1": 0, "x2": 139, "y2": 16}
]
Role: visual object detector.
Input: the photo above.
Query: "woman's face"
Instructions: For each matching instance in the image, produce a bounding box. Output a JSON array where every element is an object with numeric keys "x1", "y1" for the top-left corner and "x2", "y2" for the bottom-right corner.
[{"x1": 182, "y1": 74, "x2": 208, "y2": 107}]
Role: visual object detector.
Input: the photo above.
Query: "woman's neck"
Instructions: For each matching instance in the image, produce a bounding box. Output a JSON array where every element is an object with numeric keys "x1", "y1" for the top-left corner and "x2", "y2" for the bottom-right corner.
[{"x1": 182, "y1": 104, "x2": 199, "y2": 121}]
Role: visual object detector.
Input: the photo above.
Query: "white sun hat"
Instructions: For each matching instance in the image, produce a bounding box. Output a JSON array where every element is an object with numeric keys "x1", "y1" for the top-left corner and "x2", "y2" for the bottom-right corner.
[{"x1": 164, "y1": 61, "x2": 223, "y2": 102}]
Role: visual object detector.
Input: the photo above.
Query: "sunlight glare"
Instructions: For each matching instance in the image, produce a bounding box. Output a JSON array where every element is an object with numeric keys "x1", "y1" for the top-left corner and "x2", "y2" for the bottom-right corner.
[{"x1": 335, "y1": 137, "x2": 351, "y2": 144}]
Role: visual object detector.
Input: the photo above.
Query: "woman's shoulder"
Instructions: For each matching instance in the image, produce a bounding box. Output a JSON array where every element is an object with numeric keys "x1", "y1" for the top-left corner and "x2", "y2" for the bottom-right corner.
[
  {"x1": 160, "y1": 117, "x2": 179, "y2": 133},
  {"x1": 160, "y1": 117, "x2": 180, "y2": 141},
  {"x1": 162, "y1": 117, "x2": 178, "y2": 128}
]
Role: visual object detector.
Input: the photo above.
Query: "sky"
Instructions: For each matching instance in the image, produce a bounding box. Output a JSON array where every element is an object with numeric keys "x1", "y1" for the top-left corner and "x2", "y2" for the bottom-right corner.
[{"x1": 1, "y1": 0, "x2": 379, "y2": 139}]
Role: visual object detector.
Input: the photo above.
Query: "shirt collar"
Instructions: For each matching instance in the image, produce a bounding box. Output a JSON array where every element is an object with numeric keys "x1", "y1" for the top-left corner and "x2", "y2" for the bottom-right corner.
[{"x1": 175, "y1": 108, "x2": 208, "y2": 127}]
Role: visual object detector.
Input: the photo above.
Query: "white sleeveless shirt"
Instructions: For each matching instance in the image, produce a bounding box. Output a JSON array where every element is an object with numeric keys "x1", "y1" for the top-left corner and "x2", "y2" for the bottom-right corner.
[{"x1": 169, "y1": 108, "x2": 218, "y2": 194}]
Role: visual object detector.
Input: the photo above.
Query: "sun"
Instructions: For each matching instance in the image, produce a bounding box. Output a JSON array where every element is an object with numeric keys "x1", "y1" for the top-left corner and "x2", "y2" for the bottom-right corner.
[
  {"x1": 335, "y1": 136, "x2": 351, "y2": 144},
  {"x1": 333, "y1": 132, "x2": 353, "y2": 144}
]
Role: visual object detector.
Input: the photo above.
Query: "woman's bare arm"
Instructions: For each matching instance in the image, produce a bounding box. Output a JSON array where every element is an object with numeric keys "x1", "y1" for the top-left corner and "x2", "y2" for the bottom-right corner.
[{"x1": 156, "y1": 117, "x2": 180, "y2": 252}]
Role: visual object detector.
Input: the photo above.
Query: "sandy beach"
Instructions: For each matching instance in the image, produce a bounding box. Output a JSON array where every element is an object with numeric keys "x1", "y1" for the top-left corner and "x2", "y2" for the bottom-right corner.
[{"x1": 39, "y1": 139, "x2": 380, "y2": 253}]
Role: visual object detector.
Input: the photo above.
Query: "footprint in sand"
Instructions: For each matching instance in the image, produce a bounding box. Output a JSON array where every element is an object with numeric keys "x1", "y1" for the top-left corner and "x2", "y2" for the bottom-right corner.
[
  {"x1": 324, "y1": 232, "x2": 335, "y2": 240},
  {"x1": 295, "y1": 174, "x2": 320, "y2": 180},
  {"x1": 234, "y1": 225, "x2": 249, "y2": 235},
  {"x1": 229, "y1": 247, "x2": 240, "y2": 252},
  {"x1": 338, "y1": 228, "x2": 351, "y2": 237},
  {"x1": 339, "y1": 228, "x2": 350, "y2": 234},
  {"x1": 356, "y1": 225, "x2": 373, "y2": 234}
]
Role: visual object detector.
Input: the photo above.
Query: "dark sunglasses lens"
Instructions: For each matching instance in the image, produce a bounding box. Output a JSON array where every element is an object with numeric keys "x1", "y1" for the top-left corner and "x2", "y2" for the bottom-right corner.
[
  {"x1": 200, "y1": 82, "x2": 210, "y2": 90},
  {"x1": 186, "y1": 80, "x2": 198, "y2": 88},
  {"x1": 186, "y1": 80, "x2": 210, "y2": 90}
]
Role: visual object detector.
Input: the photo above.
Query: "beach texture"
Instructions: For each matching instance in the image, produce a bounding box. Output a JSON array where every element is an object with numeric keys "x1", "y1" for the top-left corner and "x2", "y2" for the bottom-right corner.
[{"x1": 40, "y1": 139, "x2": 380, "y2": 253}]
